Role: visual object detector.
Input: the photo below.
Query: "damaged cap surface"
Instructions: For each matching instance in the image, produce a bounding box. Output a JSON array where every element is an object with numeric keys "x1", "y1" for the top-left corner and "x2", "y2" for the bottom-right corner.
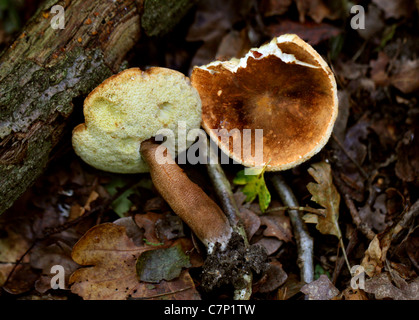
[{"x1": 191, "y1": 34, "x2": 338, "y2": 171}]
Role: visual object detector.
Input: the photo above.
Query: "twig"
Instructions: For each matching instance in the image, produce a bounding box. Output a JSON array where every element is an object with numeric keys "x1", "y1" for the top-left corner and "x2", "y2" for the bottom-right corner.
[
  {"x1": 270, "y1": 174, "x2": 314, "y2": 284},
  {"x1": 332, "y1": 230, "x2": 358, "y2": 284},
  {"x1": 127, "y1": 286, "x2": 194, "y2": 300},
  {"x1": 204, "y1": 137, "x2": 253, "y2": 300},
  {"x1": 343, "y1": 193, "x2": 376, "y2": 240}
]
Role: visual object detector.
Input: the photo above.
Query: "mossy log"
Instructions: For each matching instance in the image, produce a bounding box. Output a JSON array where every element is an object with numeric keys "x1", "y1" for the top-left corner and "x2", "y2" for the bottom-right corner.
[{"x1": 0, "y1": 0, "x2": 196, "y2": 215}]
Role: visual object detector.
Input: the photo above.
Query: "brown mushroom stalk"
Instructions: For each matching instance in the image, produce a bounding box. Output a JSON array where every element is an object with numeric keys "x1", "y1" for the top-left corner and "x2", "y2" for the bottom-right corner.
[
  {"x1": 140, "y1": 139, "x2": 232, "y2": 252},
  {"x1": 72, "y1": 67, "x2": 237, "y2": 252}
]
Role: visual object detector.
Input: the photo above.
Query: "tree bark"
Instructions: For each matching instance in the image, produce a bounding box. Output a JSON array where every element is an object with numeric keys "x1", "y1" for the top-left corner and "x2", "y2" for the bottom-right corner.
[{"x1": 0, "y1": 0, "x2": 195, "y2": 215}]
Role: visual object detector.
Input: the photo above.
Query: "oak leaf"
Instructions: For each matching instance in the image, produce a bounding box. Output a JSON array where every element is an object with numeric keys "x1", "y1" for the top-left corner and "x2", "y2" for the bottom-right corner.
[{"x1": 303, "y1": 162, "x2": 342, "y2": 239}]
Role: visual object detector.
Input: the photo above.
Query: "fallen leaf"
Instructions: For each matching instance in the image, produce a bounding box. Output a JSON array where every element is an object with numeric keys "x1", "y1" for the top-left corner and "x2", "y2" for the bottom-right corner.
[
  {"x1": 113, "y1": 216, "x2": 144, "y2": 246},
  {"x1": 30, "y1": 241, "x2": 79, "y2": 293},
  {"x1": 136, "y1": 243, "x2": 191, "y2": 283},
  {"x1": 340, "y1": 288, "x2": 369, "y2": 300},
  {"x1": 391, "y1": 59, "x2": 419, "y2": 94},
  {"x1": 260, "y1": 213, "x2": 293, "y2": 243},
  {"x1": 254, "y1": 261, "x2": 288, "y2": 293},
  {"x1": 370, "y1": 51, "x2": 390, "y2": 87},
  {"x1": 254, "y1": 237, "x2": 283, "y2": 255},
  {"x1": 0, "y1": 224, "x2": 31, "y2": 287},
  {"x1": 365, "y1": 272, "x2": 419, "y2": 300},
  {"x1": 155, "y1": 213, "x2": 185, "y2": 241},
  {"x1": 372, "y1": 0, "x2": 416, "y2": 19},
  {"x1": 358, "y1": 193, "x2": 389, "y2": 233},
  {"x1": 267, "y1": 19, "x2": 342, "y2": 45},
  {"x1": 395, "y1": 125, "x2": 419, "y2": 182},
  {"x1": 215, "y1": 29, "x2": 252, "y2": 60},
  {"x1": 361, "y1": 232, "x2": 395, "y2": 278},
  {"x1": 303, "y1": 162, "x2": 342, "y2": 239},
  {"x1": 134, "y1": 212, "x2": 165, "y2": 244},
  {"x1": 259, "y1": 0, "x2": 293, "y2": 16},
  {"x1": 238, "y1": 206, "x2": 261, "y2": 241},
  {"x1": 277, "y1": 273, "x2": 305, "y2": 300},
  {"x1": 300, "y1": 274, "x2": 339, "y2": 300},
  {"x1": 69, "y1": 223, "x2": 199, "y2": 300},
  {"x1": 186, "y1": 0, "x2": 253, "y2": 69},
  {"x1": 294, "y1": 0, "x2": 343, "y2": 23}
]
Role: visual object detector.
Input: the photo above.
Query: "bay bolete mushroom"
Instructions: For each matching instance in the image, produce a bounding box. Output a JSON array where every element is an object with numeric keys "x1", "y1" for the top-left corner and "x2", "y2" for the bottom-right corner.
[
  {"x1": 72, "y1": 67, "x2": 232, "y2": 251},
  {"x1": 191, "y1": 34, "x2": 338, "y2": 170}
]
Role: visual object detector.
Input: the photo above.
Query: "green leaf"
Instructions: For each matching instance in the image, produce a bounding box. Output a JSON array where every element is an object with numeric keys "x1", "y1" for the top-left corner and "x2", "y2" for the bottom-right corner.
[
  {"x1": 136, "y1": 244, "x2": 191, "y2": 283},
  {"x1": 314, "y1": 264, "x2": 331, "y2": 280},
  {"x1": 105, "y1": 177, "x2": 152, "y2": 218},
  {"x1": 233, "y1": 166, "x2": 271, "y2": 213}
]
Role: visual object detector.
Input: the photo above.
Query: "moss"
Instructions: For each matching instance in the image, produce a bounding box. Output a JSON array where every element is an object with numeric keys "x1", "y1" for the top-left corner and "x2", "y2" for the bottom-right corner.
[
  {"x1": 0, "y1": 48, "x2": 112, "y2": 214},
  {"x1": 141, "y1": 0, "x2": 197, "y2": 37}
]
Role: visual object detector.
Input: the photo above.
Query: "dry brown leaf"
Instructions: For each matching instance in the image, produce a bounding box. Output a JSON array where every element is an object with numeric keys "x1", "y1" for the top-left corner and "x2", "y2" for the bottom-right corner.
[
  {"x1": 340, "y1": 288, "x2": 369, "y2": 300},
  {"x1": 260, "y1": 214, "x2": 293, "y2": 243},
  {"x1": 391, "y1": 59, "x2": 419, "y2": 94},
  {"x1": 254, "y1": 237, "x2": 283, "y2": 255},
  {"x1": 239, "y1": 207, "x2": 261, "y2": 241},
  {"x1": 304, "y1": 162, "x2": 342, "y2": 239},
  {"x1": 370, "y1": 51, "x2": 390, "y2": 87},
  {"x1": 267, "y1": 19, "x2": 342, "y2": 45},
  {"x1": 361, "y1": 231, "x2": 396, "y2": 278},
  {"x1": 294, "y1": 0, "x2": 342, "y2": 23},
  {"x1": 0, "y1": 224, "x2": 31, "y2": 287},
  {"x1": 300, "y1": 274, "x2": 339, "y2": 300},
  {"x1": 31, "y1": 241, "x2": 79, "y2": 293},
  {"x1": 69, "y1": 223, "x2": 199, "y2": 300},
  {"x1": 259, "y1": 0, "x2": 293, "y2": 16},
  {"x1": 372, "y1": 0, "x2": 416, "y2": 19},
  {"x1": 254, "y1": 261, "x2": 288, "y2": 293},
  {"x1": 365, "y1": 272, "x2": 419, "y2": 300},
  {"x1": 134, "y1": 212, "x2": 165, "y2": 244}
]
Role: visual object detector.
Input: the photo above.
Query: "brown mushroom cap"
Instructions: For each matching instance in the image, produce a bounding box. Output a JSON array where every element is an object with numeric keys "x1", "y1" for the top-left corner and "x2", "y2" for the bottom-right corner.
[{"x1": 191, "y1": 34, "x2": 338, "y2": 171}]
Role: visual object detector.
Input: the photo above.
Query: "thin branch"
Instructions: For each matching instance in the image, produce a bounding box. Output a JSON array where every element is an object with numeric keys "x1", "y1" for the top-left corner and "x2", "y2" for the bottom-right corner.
[
  {"x1": 204, "y1": 137, "x2": 253, "y2": 300},
  {"x1": 343, "y1": 193, "x2": 376, "y2": 240},
  {"x1": 270, "y1": 173, "x2": 314, "y2": 284},
  {"x1": 128, "y1": 286, "x2": 194, "y2": 300},
  {"x1": 332, "y1": 230, "x2": 358, "y2": 284},
  {"x1": 266, "y1": 206, "x2": 326, "y2": 217}
]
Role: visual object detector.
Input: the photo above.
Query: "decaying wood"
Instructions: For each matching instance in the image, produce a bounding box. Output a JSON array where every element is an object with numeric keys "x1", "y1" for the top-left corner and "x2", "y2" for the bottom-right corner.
[{"x1": 0, "y1": 0, "x2": 196, "y2": 215}]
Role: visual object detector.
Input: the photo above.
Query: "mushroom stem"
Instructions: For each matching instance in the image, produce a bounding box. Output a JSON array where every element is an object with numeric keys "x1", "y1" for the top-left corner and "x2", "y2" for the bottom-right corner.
[{"x1": 140, "y1": 139, "x2": 232, "y2": 252}]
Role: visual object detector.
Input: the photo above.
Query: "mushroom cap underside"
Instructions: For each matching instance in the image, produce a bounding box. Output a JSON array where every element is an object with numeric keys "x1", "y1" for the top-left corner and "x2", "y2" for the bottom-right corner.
[{"x1": 191, "y1": 34, "x2": 338, "y2": 171}]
